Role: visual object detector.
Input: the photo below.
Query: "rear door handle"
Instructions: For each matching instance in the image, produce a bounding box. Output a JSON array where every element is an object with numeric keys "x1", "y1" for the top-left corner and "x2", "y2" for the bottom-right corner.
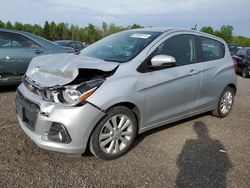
[
  {"x1": 35, "y1": 50, "x2": 44, "y2": 54},
  {"x1": 188, "y1": 69, "x2": 200, "y2": 76}
]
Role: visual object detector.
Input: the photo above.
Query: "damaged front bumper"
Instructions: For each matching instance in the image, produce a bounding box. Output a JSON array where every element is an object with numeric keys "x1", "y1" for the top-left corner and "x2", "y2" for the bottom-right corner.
[{"x1": 16, "y1": 83, "x2": 105, "y2": 154}]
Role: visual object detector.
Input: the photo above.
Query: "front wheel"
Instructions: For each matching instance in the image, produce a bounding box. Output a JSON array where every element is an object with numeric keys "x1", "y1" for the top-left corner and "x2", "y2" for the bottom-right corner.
[
  {"x1": 89, "y1": 106, "x2": 137, "y2": 160},
  {"x1": 212, "y1": 86, "x2": 235, "y2": 118}
]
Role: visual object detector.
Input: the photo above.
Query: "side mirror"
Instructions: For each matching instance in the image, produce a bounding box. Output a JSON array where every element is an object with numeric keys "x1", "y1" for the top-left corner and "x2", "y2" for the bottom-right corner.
[{"x1": 150, "y1": 55, "x2": 176, "y2": 68}]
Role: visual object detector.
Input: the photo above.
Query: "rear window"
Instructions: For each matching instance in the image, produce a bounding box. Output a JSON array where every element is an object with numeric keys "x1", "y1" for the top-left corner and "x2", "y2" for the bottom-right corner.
[
  {"x1": 200, "y1": 37, "x2": 225, "y2": 62},
  {"x1": 237, "y1": 49, "x2": 247, "y2": 56}
]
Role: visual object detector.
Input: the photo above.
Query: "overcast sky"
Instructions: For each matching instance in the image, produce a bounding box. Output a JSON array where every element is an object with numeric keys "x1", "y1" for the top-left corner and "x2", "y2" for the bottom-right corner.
[{"x1": 1, "y1": 0, "x2": 250, "y2": 36}]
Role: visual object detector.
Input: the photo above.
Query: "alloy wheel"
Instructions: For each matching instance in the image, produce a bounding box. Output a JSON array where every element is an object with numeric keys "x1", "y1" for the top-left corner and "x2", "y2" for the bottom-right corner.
[
  {"x1": 220, "y1": 91, "x2": 233, "y2": 115},
  {"x1": 99, "y1": 115, "x2": 133, "y2": 154}
]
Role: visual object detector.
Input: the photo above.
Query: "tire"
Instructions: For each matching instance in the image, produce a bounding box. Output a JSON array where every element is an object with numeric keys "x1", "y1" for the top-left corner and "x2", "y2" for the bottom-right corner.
[
  {"x1": 89, "y1": 106, "x2": 137, "y2": 160},
  {"x1": 212, "y1": 86, "x2": 235, "y2": 118},
  {"x1": 242, "y1": 67, "x2": 249, "y2": 78}
]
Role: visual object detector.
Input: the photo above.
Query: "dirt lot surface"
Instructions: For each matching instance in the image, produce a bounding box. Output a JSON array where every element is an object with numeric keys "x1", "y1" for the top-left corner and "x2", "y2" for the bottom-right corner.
[{"x1": 0, "y1": 77, "x2": 249, "y2": 188}]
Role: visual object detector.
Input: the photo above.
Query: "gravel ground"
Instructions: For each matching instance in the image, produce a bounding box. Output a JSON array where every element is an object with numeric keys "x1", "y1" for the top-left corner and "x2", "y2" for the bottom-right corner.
[{"x1": 0, "y1": 76, "x2": 249, "y2": 188}]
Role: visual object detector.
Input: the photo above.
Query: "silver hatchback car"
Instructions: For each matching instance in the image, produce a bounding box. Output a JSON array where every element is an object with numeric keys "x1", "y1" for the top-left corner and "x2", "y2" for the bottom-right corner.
[{"x1": 16, "y1": 28, "x2": 237, "y2": 160}]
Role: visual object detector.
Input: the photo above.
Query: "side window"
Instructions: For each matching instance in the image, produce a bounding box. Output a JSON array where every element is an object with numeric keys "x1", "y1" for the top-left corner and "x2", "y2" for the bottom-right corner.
[
  {"x1": 0, "y1": 32, "x2": 22, "y2": 47},
  {"x1": 69, "y1": 42, "x2": 76, "y2": 49},
  {"x1": 76, "y1": 42, "x2": 83, "y2": 49},
  {"x1": 26, "y1": 39, "x2": 40, "y2": 48},
  {"x1": 0, "y1": 32, "x2": 40, "y2": 48},
  {"x1": 200, "y1": 37, "x2": 224, "y2": 61},
  {"x1": 152, "y1": 34, "x2": 196, "y2": 66}
]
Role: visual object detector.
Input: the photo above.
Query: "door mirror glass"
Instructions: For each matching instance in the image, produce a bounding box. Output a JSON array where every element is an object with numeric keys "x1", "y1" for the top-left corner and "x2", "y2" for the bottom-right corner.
[{"x1": 150, "y1": 55, "x2": 176, "y2": 68}]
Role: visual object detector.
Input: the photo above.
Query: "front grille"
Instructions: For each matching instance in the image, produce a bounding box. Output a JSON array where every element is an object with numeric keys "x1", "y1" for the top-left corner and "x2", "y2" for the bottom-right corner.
[
  {"x1": 16, "y1": 90, "x2": 40, "y2": 131},
  {"x1": 23, "y1": 76, "x2": 50, "y2": 101}
]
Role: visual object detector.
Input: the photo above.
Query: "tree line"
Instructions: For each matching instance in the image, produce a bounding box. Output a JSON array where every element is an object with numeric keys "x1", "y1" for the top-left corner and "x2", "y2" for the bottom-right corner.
[
  {"x1": 0, "y1": 20, "x2": 249, "y2": 46},
  {"x1": 0, "y1": 20, "x2": 142, "y2": 44},
  {"x1": 200, "y1": 25, "x2": 250, "y2": 46}
]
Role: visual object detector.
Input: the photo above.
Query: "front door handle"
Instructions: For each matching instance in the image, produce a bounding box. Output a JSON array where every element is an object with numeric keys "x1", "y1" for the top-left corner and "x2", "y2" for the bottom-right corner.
[
  {"x1": 35, "y1": 50, "x2": 44, "y2": 54},
  {"x1": 188, "y1": 69, "x2": 200, "y2": 76}
]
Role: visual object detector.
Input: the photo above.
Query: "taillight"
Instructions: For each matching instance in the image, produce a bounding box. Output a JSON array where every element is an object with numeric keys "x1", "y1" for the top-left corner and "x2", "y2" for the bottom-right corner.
[{"x1": 232, "y1": 58, "x2": 237, "y2": 70}]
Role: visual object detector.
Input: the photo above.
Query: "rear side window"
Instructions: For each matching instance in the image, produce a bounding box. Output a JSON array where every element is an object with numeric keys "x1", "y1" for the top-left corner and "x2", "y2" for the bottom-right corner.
[
  {"x1": 200, "y1": 37, "x2": 225, "y2": 62},
  {"x1": 76, "y1": 42, "x2": 83, "y2": 49},
  {"x1": 69, "y1": 42, "x2": 76, "y2": 49},
  {"x1": 0, "y1": 32, "x2": 40, "y2": 48}
]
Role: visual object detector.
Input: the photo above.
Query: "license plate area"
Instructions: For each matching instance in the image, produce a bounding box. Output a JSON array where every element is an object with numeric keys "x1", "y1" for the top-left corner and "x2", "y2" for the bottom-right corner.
[{"x1": 16, "y1": 90, "x2": 40, "y2": 131}]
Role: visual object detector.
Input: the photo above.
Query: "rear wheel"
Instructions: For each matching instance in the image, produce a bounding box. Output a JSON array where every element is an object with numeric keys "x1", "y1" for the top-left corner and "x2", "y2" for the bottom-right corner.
[
  {"x1": 89, "y1": 106, "x2": 137, "y2": 160},
  {"x1": 212, "y1": 86, "x2": 235, "y2": 118},
  {"x1": 242, "y1": 67, "x2": 249, "y2": 78}
]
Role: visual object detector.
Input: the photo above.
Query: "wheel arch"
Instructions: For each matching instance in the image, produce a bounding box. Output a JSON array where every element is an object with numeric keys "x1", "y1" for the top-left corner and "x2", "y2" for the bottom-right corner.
[
  {"x1": 104, "y1": 102, "x2": 141, "y2": 132},
  {"x1": 85, "y1": 101, "x2": 141, "y2": 153},
  {"x1": 227, "y1": 83, "x2": 237, "y2": 94}
]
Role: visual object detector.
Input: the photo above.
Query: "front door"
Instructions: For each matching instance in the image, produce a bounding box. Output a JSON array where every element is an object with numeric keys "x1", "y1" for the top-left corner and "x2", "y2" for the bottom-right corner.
[{"x1": 142, "y1": 34, "x2": 202, "y2": 128}]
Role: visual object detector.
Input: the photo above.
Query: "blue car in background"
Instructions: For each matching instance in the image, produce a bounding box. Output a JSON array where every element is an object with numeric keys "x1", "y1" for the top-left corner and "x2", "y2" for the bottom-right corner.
[
  {"x1": 55, "y1": 40, "x2": 86, "y2": 53},
  {"x1": 0, "y1": 29, "x2": 75, "y2": 85}
]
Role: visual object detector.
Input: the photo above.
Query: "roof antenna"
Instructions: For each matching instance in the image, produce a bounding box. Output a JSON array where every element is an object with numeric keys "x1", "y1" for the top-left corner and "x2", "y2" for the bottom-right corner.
[{"x1": 191, "y1": 24, "x2": 197, "y2": 30}]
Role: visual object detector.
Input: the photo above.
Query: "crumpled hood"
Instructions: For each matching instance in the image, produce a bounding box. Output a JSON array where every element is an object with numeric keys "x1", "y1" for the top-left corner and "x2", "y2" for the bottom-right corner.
[{"x1": 26, "y1": 53, "x2": 119, "y2": 87}]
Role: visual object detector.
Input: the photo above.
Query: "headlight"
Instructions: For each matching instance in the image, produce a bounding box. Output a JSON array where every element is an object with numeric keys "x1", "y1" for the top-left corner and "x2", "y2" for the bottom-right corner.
[{"x1": 44, "y1": 79, "x2": 104, "y2": 106}]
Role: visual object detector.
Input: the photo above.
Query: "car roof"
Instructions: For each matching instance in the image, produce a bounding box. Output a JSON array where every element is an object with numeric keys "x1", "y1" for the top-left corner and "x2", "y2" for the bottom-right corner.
[
  {"x1": 125, "y1": 27, "x2": 225, "y2": 42},
  {"x1": 127, "y1": 27, "x2": 204, "y2": 34},
  {"x1": 55, "y1": 40, "x2": 82, "y2": 43},
  {"x1": 55, "y1": 40, "x2": 73, "y2": 43},
  {"x1": 238, "y1": 47, "x2": 250, "y2": 50},
  {"x1": 0, "y1": 28, "x2": 32, "y2": 35}
]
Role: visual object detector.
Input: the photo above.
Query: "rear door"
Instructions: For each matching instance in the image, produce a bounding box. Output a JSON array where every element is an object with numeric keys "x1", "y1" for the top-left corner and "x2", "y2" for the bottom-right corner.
[
  {"x1": 196, "y1": 36, "x2": 228, "y2": 109},
  {"x1": 141, "y1": 34, "x2": 202, "y2": 128},
  {"x1": 0, "y1": 31, "x2": 44, "y2": 75}
]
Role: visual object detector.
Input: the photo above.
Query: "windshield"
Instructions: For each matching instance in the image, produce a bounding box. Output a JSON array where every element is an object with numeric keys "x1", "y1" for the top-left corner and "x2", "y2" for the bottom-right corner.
[{"x1": 80, "y1": 31, "x2": 161, "y2": 63}]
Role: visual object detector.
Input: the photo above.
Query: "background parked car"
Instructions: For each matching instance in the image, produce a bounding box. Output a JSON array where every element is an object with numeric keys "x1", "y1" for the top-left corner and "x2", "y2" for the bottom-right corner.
[
  {"x1": 0, "y1": 29, "x2": 75, "y2": 85},
  {"x1": 232, "y1": 47, "x2": 250, "y2": 78},
  {"x1": 55, "y1": 40, "x2": 86, "y2": 52},
  {"x1": 228, "y1": 44, "x2": 241, "y2": 56}
]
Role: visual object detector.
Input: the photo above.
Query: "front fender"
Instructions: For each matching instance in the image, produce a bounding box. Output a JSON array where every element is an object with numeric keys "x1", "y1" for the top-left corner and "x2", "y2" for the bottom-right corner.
[{"x1": 86, "y1": 76, "x2": 146, "y2": 127}]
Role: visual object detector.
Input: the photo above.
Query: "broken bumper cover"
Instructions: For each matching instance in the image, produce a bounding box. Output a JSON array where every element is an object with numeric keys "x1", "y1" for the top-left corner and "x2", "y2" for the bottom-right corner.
[{"x1": 16, "y1": 83, "x2": 105, "y2": 154}]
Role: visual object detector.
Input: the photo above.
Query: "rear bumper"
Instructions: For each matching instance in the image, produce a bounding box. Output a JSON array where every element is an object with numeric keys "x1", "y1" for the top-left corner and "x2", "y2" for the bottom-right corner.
[{"x1": 16, "y1": 84, "x2": 105, "y2": 154}]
